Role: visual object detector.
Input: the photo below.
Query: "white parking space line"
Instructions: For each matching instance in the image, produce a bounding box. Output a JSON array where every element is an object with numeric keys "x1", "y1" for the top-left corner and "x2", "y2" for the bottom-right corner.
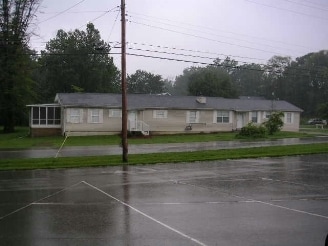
[
  {"x1": 178, "y1": 181, "x2": 328, "y2": 220},
  {"x1": 261, "y1": 177, "x2": 323, "y2": 188},
  {"x1": 254, "y1": 200, "x2": 328, "y2": 220},
  {"x1": 0, "y1": 181, "x2": 83, "y2": 221},
  {"x1": 82, "y1": 181, "x2": 208, "y2": 246}
]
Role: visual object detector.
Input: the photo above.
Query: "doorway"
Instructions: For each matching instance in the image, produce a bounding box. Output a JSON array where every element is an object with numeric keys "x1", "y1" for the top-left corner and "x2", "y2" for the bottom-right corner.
[{"x1": 128, "y1": 111, "x2": 138, "y2": 130}]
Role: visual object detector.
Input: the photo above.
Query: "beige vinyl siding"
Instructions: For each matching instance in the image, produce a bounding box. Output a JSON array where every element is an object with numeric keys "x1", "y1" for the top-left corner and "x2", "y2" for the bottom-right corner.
[
  {"x1": 143, "y1": 109, "x2": 233, "y2": 133},
  {"x1": 64, "y1": 108, "x2": 301, "y2": 136},
  {"x1": 282, "y1": 112, "x2": 300, "y2": 132},
  {"x1": 153, "y1": 110, "x2": 168, "y2": 119},
  {"x1": 64, "y1": 108, "x2": 121, "y2": 136}
]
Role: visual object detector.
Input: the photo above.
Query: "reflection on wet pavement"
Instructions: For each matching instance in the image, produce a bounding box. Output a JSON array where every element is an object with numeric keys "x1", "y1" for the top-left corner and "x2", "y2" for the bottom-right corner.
[{"x1": 0, "y1": 154, "x2": 327, "y2": 245}]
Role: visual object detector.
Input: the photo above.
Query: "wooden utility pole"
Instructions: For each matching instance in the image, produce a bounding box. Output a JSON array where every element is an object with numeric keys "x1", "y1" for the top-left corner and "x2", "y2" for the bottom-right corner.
[{"x1": 121, "y1": 0, "x2": 128, "y2": 162}]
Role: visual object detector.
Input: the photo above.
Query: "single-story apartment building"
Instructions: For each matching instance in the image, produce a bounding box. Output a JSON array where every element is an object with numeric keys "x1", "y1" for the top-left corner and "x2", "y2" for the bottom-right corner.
[{"x1": 27, "y1": 93, "x2": 303, "y2": 137}]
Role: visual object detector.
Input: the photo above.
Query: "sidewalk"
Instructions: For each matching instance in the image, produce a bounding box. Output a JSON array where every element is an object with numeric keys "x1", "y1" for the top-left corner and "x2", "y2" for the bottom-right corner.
[{"x1": 1, "y1": 136, "x2": 328, "y2": 159}]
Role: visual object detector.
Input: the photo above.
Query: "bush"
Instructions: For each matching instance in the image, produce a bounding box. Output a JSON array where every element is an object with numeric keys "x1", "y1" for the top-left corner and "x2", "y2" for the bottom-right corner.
[
  {"x1": 263, "y1": 111, "x2": 284, "y2": 135},
  {"x1": 237, "y1": 122, "x2": 266, "y2": 138}
]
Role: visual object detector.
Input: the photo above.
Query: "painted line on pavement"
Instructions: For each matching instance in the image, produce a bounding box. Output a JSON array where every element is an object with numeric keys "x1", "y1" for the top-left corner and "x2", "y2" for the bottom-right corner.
[
  {"x1": 82, "y1": 181, "x2": 208, "y2": 246},
  {"x1": 0, "y1": 181, "x2": 83, "y2": 221},
  {"x1": 254, "y1": 200, "x2": 328, "y2": 220},
  {"x1": 178, "y1": 181, "x2": 328, "y2": 220}
]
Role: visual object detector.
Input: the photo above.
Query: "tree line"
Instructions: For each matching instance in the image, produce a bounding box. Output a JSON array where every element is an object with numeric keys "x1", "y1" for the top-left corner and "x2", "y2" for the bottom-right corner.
[{"x1": 1, "y1": 0, "x2": 327, "y2": 133}]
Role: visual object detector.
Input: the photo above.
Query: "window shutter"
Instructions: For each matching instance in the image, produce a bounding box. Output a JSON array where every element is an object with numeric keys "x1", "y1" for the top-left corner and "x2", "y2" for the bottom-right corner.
[
  {"x1": 99, "y1": 109, "x2": 103, "y2": 123},
  {"x1": 66, "y1": 108, "x2": 71, "y2": 123},
  {"x1": 79, "y1": 109, "x2": 83, "y2": 123},
  {"x1": 87, "y1": 109, "x2": 91, "y2": 123},
  {"x1": 291, "y1": 113, "x2": 294, "y2": 123}
]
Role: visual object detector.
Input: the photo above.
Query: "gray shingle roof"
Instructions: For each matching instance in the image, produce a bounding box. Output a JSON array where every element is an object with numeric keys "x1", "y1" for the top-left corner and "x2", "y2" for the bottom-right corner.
[{"x1": 55, "y1": 93, "x2": 303, "y2": 112}]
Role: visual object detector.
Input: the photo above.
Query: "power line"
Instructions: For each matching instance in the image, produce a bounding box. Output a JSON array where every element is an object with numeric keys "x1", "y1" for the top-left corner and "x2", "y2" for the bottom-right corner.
[
  {"x1": 125, "y1": 52, "x2": 327, "y2": 79},
  {"x1": 40, "y1": 10, "x2": 111, "y2": 15},
  {"x1": 128, "y1": 47, "x2": 216, "y2": 61},
  {"x1": 38, "y1": 0, "x2": 87, "y2": 24},
  {"x1": 128, "y1": 20, "x2": 289, "y2": 57},
  {"x1": 301, "y1": 0, "x2": 328, "y2": 9},
  {"x1": 246, "y1": 0, "x2": 328, "y2": 21},
  {"x1": 124, "y1": 41, "x2": 268, "y2": 62},
  {"x1": 9, "y1": 49, "x2": 326, "y2": 79},
  {"x1": 107, "y1": 8, "x2": 121, "y2": 41},
  {"x1": 32, "y1": 39, "x2": 324, "y2": 76},
  {"x1": 126, "y1": 47, "x2": 263, "y2": 68},
  {"x1": 280, "y1": 0, "x2": 328, "y2": 12},
  {"x1": 128, "y1": 13, "x2": 302, "y2": 55},
  {"x1": 127, "y1": 11, "x2": 311, "y2": 51},
  {"x1": 78, "y1": 6, "x2": 119, "y2": 29}
]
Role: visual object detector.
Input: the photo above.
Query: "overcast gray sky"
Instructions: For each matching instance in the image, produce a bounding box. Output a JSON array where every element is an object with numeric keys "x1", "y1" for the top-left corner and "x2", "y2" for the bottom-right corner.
[{"x1": 31, "y1": 0, "x2": 328, "y2": 79}]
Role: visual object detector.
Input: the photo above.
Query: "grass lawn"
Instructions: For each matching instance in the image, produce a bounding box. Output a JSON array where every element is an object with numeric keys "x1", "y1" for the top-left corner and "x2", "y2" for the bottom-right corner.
[
  {"x1": 1, "y1": 126, "x2": 327, "y2": 171},
  {"x1": 0, "y1": 143, "x2": 327, "y2": 171},
  {"x1": 0, "y1": 126, "x2": 313, "y2": 149},
  {"x1": 300, "y1": 124, "x2": 328, "y2": 134}
]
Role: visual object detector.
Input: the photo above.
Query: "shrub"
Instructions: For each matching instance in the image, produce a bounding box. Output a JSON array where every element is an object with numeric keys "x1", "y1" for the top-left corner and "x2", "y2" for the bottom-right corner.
[
  {"x1": 237, "y1": 122, "x2": 266, "y2": 138},
  {"x1": 263, "y1": 111, "x2": 284, "y2": 135}
]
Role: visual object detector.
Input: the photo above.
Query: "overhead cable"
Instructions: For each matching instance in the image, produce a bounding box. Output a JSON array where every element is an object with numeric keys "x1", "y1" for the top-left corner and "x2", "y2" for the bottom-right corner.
[{"x1": 38, "y1": 0, "x2": 87, "y2": 24}]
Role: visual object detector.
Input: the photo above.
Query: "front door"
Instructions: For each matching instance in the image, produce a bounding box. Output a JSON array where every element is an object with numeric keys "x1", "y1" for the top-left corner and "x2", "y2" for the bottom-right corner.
[
  {"x1": 128, "y1": 111, "x2": 137, "y2": 130},
  {"x1": 237, "y1": 113, "x2": 244, "y2": 129}
]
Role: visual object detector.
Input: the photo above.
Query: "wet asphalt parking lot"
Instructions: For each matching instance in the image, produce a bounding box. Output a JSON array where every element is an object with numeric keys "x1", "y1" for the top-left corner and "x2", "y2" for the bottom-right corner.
[{"x1": 0, "y1": 154, "x2": 328, "y2": 246}]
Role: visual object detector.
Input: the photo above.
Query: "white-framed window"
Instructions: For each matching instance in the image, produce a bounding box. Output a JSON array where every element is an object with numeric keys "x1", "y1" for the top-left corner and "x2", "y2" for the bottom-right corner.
[
  {"x1": 153, "y1": 110, "x2": 168, "y2": 119},
  {"x1": 251, "y1": 111, "x2": 258, "y2": 123},
  {"x1": 285, "y1": 112, "x2": 293, "y2": 124},
  {"x1": 67, "y1": 108, "x2": 83, "y2": 124},
  {"x1": 31, "y1": 106, "x2": 61, "y2": 126},
  {"x1": 109, "y1": 109, "x2": 122, "y2": 118},
  {"x1": 88, "y1": 109, "x2": 103, "y2": 123},
  {"x1": 187, "y1": 110, "x2": 199, "y2": 123},
  {"x1": 265, "y1": 112, "x2": 271, "y2": 119},
  {"x1": 216, "y1": 111, "x2": 230, "y2": 123}
]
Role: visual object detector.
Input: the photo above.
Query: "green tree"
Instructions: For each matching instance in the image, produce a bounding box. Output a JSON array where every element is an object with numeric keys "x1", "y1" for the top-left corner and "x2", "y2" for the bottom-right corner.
[
  {"x1": 263, "y1": 111, "x2": 284, "y2": 135},
  {"x1": 188, "y1": 66, "x2": 237, "y2": 98},
  {"x1": 231, "y1": 63, "x2": 265, "y2": 96},
  {"x1": 213, "y1": 56, "x2": 238, "y2": 75},
  {"x1": 317, "y1": 102, "x2": 328, "y2": 119},
  {"x1": 173, "y1": 67, "x2": 200, "y2": 95},
  {"x1": 280, "y1": 51, "x2": 328, "y2": 116},
  {"x1": 262, "y1": 56, "x2": 292, "y2": 100},
  {"x1": 37, "y1": 23, "x2": 119, "y2": 102},
  {"x1": 0, "y1": 0, "x2": 41, "y2": 133},
  {"x1": 127, "y1": 70, "x2": 165, "y2": 94},
  {"x1": 163, "y1": 78, "x2": 174, "y2": 95}
]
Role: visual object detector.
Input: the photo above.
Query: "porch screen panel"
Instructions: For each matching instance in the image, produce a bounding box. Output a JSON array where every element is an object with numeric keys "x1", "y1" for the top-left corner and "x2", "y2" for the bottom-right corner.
[
  {"x1": 31, "y1": 106, "x2": 61, "y2": 126},
  {"x1": 32, "y1": 107, "x2": 40, "y2": 124},
  {"x1": 55, "y1": 107, "x2": 61, "y2": 124},
  {"x1": 48, "y1": 107, "x2": 54, "y2": 124},
  {"x1": 40, "y1": 107, "x2": 46, "y2": 124}
]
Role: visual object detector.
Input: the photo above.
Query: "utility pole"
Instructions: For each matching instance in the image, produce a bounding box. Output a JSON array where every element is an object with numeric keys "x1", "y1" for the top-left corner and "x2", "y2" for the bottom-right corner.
[{"x1": 121, "y1": 0, "x2": 128, "y2": 162}]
